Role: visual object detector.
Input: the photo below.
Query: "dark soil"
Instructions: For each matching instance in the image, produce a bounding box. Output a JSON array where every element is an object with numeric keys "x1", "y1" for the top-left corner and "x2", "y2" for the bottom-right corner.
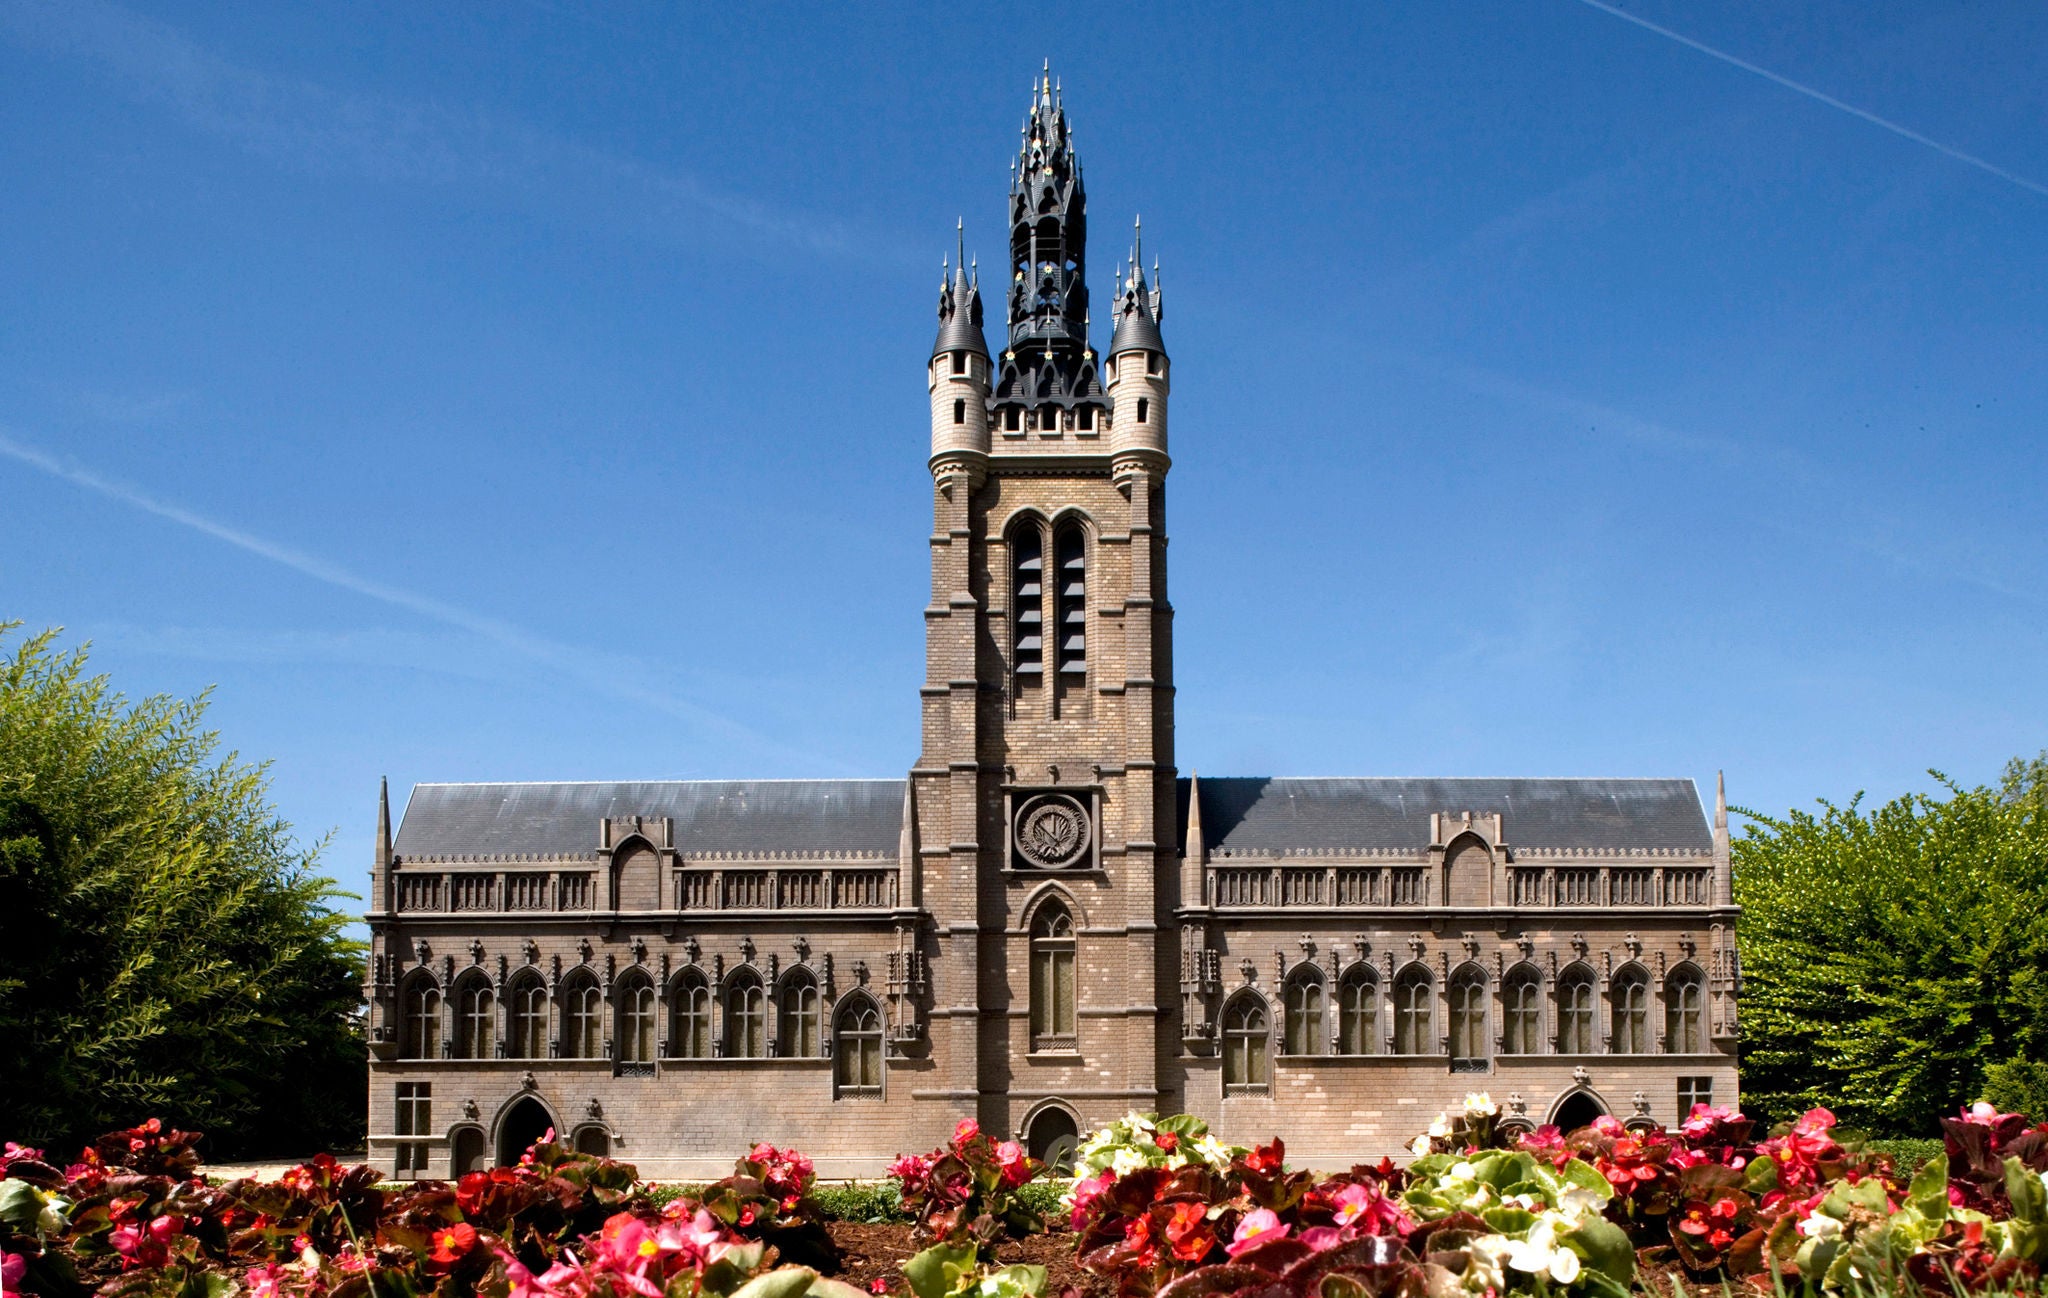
[{"x1": 825, "y1": 1222, "x2": 1105, "y2": 1298}]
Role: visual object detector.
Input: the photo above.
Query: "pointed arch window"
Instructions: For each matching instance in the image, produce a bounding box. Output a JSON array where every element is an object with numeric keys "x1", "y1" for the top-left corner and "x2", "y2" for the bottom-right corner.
[
  {"x1": 1393, "y1": 967, "x2": 1433, "y2": 1055},
  {"x1": 1222, "y1": 996, "x2": 1270, "y2": 1093},
  {"x1": 669, "y1": 972, "x2": 711, "y2": 1059},
  {"x1": 1613, "y1": 969, "x2": 1650, "y2": 1054},
  {"x1": 1337, "y1": 967, "x2": 1378, "y2": 1055},
  {"x1": 835, "y1": 999, "x2": 883, "y2": 1097},
  {"x1": 1282, "y1": 970, "x2": 1326, "y2": 1056},
  {"x1": 562, "y1": 973, "x2": 603, "y2": 1059},
  {"x1": 1054, "y1": 524, "x2": 1086, "y2": 678},
  {"x1": 1013, "y1": 527, "x2": 1044, "y2": 680},
  {"x1": 779, "y1": 971, "x2": 820, "y2": 1058},
  {"x1": 1666, "y1": 968, "x2": 1705, "y2": 1054},
  {"x1": 1502, "y1": 967, "x2": 1543, "y2": 1055},
  {"x1": 453, "y1": 977, "x2": 495, "y2": 1060},
  {"x1": 1558, "y1": 966, "x2": 1596, "y2": 1054},
  {"x1": 507, "y1": 973, "x2": 548, "y2": 1060},
  {"x1": 400, "y1": 978, "x2": 441, "y2": 1060},
  {"x1": 725, "y1": 972, "x2": 765, "y2": 1058},
  {"x1": 1030, "y1": 902, "x2": 1077, "y2": 1050},
  {"x1": 617, "y1": 976, "x2": 656, "y2": 1065},
  {"x1": 1448, "y1": 966, "x2": 1488, "y2": 1071}
]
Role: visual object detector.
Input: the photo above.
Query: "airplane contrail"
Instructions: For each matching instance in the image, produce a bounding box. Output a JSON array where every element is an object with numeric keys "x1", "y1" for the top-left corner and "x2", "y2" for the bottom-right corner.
[
  {"x1": 0, "y1": 427, "x2": 809, "y2": 762},
  {"x1": 1569, "y1": 0, "x2": 2048, "y2": 200}
]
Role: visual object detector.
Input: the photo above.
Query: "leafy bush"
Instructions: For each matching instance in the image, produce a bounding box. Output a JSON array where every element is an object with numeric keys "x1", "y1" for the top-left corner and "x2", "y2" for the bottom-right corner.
[
  {"x1": 888, "y1": 1120, "x2": 1046, "y2": 1249},
  {"x1": 1865, "y1": 1139, "x2": 1946, "y2": 1173},
  {"x1": 809, "y1": 1182, "x2": 905, "y2": 1224},
  {"x1": 1984, "y1": 1060, "x2": 2048, "y2": 1122},
  {"x1": 0, "y1": 627, "x2": 365, "y2": 1157},
  {"x1": 1733, "y1": 755, "x2": 2048, "y2": 1135}
]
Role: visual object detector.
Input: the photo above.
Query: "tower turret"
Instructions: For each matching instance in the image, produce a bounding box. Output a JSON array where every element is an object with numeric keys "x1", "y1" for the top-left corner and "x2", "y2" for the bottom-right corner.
[
  {"x1": 1106, "y1": 219, "x2": 1168, "y2": 466},
  {"x1": 993, "y1": 65, "x2": 1106, "y2": 436},
  {"x1": 929, "y1": 228, "x2": 991, "y2": 470}
]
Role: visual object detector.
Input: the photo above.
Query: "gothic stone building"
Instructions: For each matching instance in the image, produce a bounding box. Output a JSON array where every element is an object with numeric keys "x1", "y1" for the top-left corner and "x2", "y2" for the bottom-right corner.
[{"x1": 364, "y1": 76, "x2": 1741, "y2": 1180}]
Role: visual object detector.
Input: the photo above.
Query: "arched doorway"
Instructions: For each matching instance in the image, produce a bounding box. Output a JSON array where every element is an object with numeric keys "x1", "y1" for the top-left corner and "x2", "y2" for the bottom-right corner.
[
  {"x1": 497, "y1": 1096, "x2": 556, "y2": 1167},
  {"x1": 1551, "y1": 1090, "x2": 1607, "y2": 1135},
  {"x1": 1024, "y1": 1106, "x2": 1079, "y2": 1173},
  {"x1": 452, "y1": 1127, "x2": 487, "y2": 1175}
]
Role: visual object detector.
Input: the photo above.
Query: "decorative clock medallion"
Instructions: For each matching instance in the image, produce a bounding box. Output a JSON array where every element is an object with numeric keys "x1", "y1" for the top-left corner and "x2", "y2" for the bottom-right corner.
[{"x1": 1014, "y1": 793, "x2": 1092, "y2": 870}]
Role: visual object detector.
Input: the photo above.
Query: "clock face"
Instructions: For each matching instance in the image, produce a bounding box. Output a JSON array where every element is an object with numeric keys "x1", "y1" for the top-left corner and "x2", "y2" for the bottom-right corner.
[{"x1": 1014, "y1": 793, "x2": 1092, "y2": 870}]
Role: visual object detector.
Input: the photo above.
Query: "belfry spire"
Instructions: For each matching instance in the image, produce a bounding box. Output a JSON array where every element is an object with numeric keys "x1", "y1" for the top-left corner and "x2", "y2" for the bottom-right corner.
[
  {"x1": 933, "y1": 217, "x2": 987, "y2": 359},
  {"x1": 1110, "y1": 214, "x2": 1166, "y2": 357},
  {"x1": 996, "y1": 61, "x2": 1102, "y2": 411}
]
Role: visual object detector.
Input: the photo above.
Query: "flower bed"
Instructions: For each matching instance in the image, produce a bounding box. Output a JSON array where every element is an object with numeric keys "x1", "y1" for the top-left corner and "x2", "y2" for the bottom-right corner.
[{"x1": 3, "y1": 1100, "x2": 2046, "y2": 1298}]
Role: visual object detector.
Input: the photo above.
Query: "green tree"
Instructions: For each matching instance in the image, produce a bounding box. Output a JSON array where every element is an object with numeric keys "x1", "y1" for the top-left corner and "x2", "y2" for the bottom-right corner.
[
  {"x1": 1734, "y1": 755, "x2": 2048, "y2": 1135},
  {"x1": 0, "y1": 625, "x2": 365, "y2": 1157}
]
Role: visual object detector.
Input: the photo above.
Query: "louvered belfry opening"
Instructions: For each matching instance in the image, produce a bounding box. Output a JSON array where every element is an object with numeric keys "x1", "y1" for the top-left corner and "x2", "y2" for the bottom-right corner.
[
  {"x1": 1054, "y1": 522, "x2": 1086, "y2": 702},
  {"x1": 1012, "y1": 526, "x2": 1044, "y2": 706}
]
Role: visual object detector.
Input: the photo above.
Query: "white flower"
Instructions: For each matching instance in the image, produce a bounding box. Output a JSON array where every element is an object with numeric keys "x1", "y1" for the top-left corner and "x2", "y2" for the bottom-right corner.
[
  {"x1": 1194, "y1": 1136, "x2": 1233, "y2": 1167},
  {"x1": 1463, "y1": 1092, "x2": 1498, "y2": 1118},
  {"x1": 1410, "y1": 1135, "x2": 1433, "y2": 1157},
  {"x1": 1464, "y1": 1235, "x2": 1512, "y2": 1292},
  {"x1": 1109, "y1": 1147, "x2": 1147, "y2": 1177},
  {"x1": 1448, "y1": 1161, "x2": 1478, "y2": 1182},
  {"x1": 1547, "y1": 1245, "x2": 1581, "y2": 1284},
  {"x1": 1797, "y1": 1214, "x2": 1843, "y2": 1240},
  {"x1": 1555, "y1": 1185, "x2": 1610, "y2": 1224},
  {"x1": 1427, "y1": 1114, "x2": 1453, "y2": 1139}
]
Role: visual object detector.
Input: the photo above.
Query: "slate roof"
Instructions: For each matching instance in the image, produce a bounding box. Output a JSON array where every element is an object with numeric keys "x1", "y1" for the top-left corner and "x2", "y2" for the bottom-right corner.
[
  {"x1": 393, "y1": 780, "x2": 907, "y2": 861},
  {"x1": 392, "y1": 775, "x2": 1711, "y2": 864},
  {"x1": 1178, "y1": 778, "x2": 1711, "y2": 856}
]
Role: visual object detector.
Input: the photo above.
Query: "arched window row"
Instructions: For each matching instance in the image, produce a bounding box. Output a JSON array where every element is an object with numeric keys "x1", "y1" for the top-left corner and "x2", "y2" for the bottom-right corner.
[
  {"x1": 1215, "y1": 963, "x2": 1711, "y2": 1090},
  {"x1": 394, "y1": 962, "x2": 893, "y2": 1090}
]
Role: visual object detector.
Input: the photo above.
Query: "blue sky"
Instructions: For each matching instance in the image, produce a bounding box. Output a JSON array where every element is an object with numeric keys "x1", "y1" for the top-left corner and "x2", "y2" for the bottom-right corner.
[{"x1": 4, "y1": 0, "x2": 2045, "y2": 910}]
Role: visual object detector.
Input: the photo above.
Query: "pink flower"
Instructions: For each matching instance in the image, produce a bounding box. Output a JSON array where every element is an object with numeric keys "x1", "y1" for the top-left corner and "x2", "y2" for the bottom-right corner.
[
  {"x1": 243, "y1": 1263, "x2": 287, "y2": 1298},
  {"x1": 1331, "y1": 1182, "x2": 1372, "y2": 1227},
  {"x1": 1226, "y1": 1208, "x2": 1291, "y2": 1257},
  {"x1": 1069, "y1": 1169, "x2": 1116, "y2": 1229},
  {"x1": 953, "y1": 1119, "x2": 980, "y2": 1143},
  {"x1": 887, "y1": 1152, "x2": 932, "y2": 1190},
  {"x1": 995, "y1": 1140, "x2": 1032, "y2": 1187},
  {"x1": 3, "y1": 1252, "x2": 28, "y2": 1292},
  {"x1": 1299, "y1": 1226, "x2": 1344, "y2": 1252}
]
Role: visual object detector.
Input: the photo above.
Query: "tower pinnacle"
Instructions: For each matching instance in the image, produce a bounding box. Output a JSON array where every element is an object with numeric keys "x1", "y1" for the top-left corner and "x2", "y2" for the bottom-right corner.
[{"x1": 995, "y1": 62, "x2": 1103, "y2": 413}]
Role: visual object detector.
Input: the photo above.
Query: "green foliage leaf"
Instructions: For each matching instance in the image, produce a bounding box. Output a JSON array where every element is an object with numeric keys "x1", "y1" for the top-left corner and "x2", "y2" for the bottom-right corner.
[
  {"x1": 902, "y1": 1242, "x2": 978, "y2": 1298},
  {"x1": 1563, "y1": 1217, "x2": 1635, "y2": 1285},
  {"x1": 727, "y1": 1266, "x2": 820, "y2": 1298}
]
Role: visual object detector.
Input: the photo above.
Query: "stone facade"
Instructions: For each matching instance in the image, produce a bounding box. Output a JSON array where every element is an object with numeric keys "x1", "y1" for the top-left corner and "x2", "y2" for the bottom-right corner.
[{"x1": 363, "y1": 74, "x2": 1740, "y2": 1180}]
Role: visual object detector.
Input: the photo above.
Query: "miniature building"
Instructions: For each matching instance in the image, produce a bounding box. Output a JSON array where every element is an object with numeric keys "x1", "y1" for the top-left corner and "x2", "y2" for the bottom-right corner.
[{"x1": 364, "y1": 73, "x2": 1740, "y2": 1179}]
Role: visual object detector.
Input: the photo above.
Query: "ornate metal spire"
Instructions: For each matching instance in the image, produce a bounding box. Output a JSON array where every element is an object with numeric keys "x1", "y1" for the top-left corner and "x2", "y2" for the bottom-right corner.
[{"x1": 996, "y1": 62, "x2": 1103, "y2": 410}]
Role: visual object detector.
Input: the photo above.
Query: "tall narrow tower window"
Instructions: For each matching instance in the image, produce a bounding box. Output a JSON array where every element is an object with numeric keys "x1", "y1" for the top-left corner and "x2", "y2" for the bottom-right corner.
[
  {"x1": 1135, "y1": 397, "x2": 1149, "y2": 424},
  {"x1": 1029, "y1": 902, "x2": 1077, "y2": 1050},
  {"x1": 1055, "y1": 525, "x2": 1086, "y2": 677},
  {"x1": 951, "y1": 353, "x2": 967, "y2": 375},
  {"x1": 1076, "y1": 405, "x2": 1093, "y2": 430},
  {"x1": 953, "y1": 399, "x2": 965, "y2": 424},
  {"x1": 1013, "y1": 529, "x2": 1043, "y2": 680}
]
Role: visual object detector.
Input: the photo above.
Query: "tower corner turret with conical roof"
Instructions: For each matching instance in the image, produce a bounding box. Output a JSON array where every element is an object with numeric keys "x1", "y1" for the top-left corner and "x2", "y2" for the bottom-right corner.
[
  {"x1": 1106, "y1": 217, "x2": 1169, "y2": 470},
  {"x1": 930, "y1": 223, "x2": 993, "y2": 473}
]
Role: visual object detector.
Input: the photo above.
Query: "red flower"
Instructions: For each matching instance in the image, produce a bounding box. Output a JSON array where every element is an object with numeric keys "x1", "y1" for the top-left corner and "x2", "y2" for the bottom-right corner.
[
  {"x1": 430, "y1": 1222, "x2": 480, "y2": 1265},
  {"x1": 1161, "y1": 1201, "x2": 1214, "y2": 1262},
  {"x1": 1244, "y1": 1139, "x2": 1285, "y2": 1174},
  {"x1": 1154, "y1": 1132, "x2": 1179, "y2": 1153}
]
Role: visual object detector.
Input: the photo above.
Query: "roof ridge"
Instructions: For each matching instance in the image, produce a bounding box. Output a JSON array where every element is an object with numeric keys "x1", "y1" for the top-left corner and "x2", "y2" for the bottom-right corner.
[{"x1": 408, "y1": 777, "x2": 908, "y2": 789}]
